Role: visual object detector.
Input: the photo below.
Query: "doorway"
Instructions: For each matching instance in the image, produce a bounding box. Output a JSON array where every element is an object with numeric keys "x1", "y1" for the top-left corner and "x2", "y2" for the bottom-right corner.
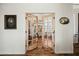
[{"x1": 25, "y1": 13, "x2": 55, "y2": 56}]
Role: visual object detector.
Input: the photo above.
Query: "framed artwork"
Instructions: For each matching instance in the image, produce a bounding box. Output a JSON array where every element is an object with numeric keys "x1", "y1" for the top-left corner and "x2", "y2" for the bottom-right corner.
[
  {"x1": 59, "y1": 17, "x2": 69, "y2": 24},
  {"x1": 4, "y1": 15, "x2": 17, "y2": 29}
]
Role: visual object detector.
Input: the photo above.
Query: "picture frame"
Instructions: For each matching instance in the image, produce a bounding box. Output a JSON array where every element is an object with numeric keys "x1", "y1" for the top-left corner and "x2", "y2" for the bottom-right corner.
[
  {"x1": 59, "y1": 17, "x2": 69, "y2": 24},
  {"x1": 4, "y1": 15, "x2": 17, "y2": 29}
]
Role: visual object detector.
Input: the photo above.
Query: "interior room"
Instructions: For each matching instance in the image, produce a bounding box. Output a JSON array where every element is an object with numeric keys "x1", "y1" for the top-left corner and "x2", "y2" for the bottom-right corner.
[{"x1": 0, "y1": 3, "x2": 79, "y2": 56}]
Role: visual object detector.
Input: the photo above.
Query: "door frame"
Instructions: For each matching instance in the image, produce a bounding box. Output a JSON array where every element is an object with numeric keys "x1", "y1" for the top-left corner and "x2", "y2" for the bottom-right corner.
[{"x1": 25, "y1": 12, "x2": 55, "y2": 53}]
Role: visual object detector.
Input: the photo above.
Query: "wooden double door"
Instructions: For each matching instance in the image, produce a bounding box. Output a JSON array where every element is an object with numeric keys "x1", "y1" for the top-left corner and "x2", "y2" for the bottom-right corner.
[{"x1": 25, "y1": 13, "x2": 55, "y2": 51}]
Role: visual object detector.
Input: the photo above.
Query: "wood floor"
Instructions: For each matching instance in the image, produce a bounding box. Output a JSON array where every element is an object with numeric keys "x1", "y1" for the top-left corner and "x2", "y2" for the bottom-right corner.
[
  {"x1": 26, "y1": 48, "x2": 54, "y2": 56},
  {"x1": 25, "y1": 37, "x2": 55, "y2": 56}
]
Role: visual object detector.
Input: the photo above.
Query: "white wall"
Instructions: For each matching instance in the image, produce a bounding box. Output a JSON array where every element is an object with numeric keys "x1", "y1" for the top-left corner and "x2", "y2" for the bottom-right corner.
[
  {"x1": 0, "y1": 3, "x2": 74, "y2": 54},
  {"x1": 73, "y1": 5, "x2": 79, "y2": 35},
  {"x1": 73, "y1": 5, "x2": 79, "y2": 43},
  {"x1": 55, "y1": 4, "x2": 74, "y2": 53}
]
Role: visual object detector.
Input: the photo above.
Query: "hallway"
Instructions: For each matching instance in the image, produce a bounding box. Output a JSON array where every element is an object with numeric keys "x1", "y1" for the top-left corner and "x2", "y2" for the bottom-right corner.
[{"x1": 25, "y1": 13, "x2": 55, "y2": 56}]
